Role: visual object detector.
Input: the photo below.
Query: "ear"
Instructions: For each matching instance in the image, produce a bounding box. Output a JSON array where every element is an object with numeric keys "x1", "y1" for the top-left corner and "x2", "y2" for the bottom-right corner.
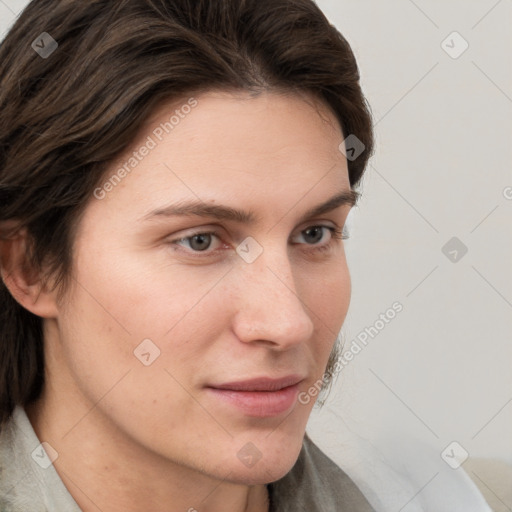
[{"x1": 0, "y1": 222, "x2": 59, "y2": 318}]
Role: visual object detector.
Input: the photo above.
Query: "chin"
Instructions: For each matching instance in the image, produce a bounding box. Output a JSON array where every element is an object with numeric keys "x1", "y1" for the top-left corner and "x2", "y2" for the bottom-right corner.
[
  {"x1": 220, "y1": 434, "x2": 305, "y2": 485},
  {"x1": 225, "y1": 459, "x2": 298, "y2": 486}
]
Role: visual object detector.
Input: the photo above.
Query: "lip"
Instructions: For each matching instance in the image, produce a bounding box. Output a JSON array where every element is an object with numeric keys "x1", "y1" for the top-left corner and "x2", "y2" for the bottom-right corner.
[
  {"x1": 205, "y1": 375, "x2": 305, "y2": 418},
  {"x1": 208, "y1": 375, "x2": 305, "y2": 392}
]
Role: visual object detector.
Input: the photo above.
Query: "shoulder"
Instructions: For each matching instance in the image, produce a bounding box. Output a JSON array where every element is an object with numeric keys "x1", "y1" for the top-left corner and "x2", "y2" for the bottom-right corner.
[
  {"x1": 0, "y1": 405, "x2": 81, "y2": 512},
  {"x1": 0, "y1": 407, "x2": 43, "y2": 511},
  {"x1": 268, "y1": 432, "x2": 376, "y2": 511}
]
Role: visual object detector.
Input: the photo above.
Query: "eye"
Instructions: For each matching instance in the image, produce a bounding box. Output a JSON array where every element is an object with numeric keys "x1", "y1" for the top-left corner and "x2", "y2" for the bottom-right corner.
[
  {"x1": 168, "y1": 224, "x2": 349, "y2": 257},
  {"x1": 172, "y1": 230, "x2": 224, "y2": 253},
  {"x1": 292, "y1": 225, "x2": 347, "y2": 249}
]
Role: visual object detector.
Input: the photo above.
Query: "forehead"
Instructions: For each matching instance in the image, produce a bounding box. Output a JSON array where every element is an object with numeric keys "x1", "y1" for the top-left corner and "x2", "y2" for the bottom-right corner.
[
  {"x1": 131, "y1": 88, "x2": 344, "y2": 166},
  {"x1": 87, "y1": 90, "x2": 350, "y2": 223}
]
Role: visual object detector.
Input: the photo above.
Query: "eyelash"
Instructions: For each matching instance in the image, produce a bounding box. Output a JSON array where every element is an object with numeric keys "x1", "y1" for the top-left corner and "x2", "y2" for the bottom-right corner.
[{"x1": 169, "y1": 225, "x2": 349, "y2": 258}]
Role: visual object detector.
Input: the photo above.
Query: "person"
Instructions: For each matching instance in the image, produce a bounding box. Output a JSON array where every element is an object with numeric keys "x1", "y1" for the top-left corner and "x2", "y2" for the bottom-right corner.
[{"x1": 0, "y1": 0, "x2": 376, "y2": 510}]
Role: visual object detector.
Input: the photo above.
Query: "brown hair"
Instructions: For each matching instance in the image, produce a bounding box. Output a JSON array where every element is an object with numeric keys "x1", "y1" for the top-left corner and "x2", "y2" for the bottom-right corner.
[{"x1": 0, "y1": 0, "x2": 374, "y2": 427}]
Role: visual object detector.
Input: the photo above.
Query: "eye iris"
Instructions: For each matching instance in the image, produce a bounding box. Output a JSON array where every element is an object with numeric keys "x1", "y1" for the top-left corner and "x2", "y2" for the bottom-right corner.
[
  {"x1": 190, "y1": 233, "x2": 212, "y2": 251},
  {"x1": 183, "y1": 227, "x2": 329, "y2": 252},
  {"x1": 304, "y1": 227, "x2": 323, "y2": 244}
]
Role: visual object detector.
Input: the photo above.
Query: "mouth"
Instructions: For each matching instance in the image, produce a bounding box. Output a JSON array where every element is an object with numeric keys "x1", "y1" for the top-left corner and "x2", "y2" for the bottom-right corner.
[{"x1": 205, "y1": 375, "x2": 305, "y2": 418}]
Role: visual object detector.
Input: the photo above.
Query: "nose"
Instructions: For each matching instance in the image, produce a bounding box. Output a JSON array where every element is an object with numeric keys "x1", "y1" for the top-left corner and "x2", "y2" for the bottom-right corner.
[{"x1": 230, "y1": 246, "x2": 315, "y2": 350}]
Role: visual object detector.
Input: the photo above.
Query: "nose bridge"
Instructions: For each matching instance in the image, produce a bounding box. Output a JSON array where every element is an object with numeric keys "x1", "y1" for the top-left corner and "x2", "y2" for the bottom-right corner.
[{"x1": 231, "y1": 244, "x2": 315, "y2": 347}]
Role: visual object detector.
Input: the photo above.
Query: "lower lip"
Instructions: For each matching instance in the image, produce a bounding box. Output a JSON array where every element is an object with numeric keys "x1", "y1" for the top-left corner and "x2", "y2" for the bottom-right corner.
[{"x1": 206, "y1": 383, "x2": 301, "y2": 418}]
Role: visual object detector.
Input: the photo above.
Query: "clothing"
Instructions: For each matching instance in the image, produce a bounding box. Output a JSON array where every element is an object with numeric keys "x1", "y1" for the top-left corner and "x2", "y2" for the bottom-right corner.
[
  {"x1": 311, "y1": 420, "x2": 494, "y2": 512},
  {"x1": 0, "y1": 405, "x2": 375, "y2": 511},
  {"x1": 268, "y1": 431, "x2": 375, "y2": 511}
]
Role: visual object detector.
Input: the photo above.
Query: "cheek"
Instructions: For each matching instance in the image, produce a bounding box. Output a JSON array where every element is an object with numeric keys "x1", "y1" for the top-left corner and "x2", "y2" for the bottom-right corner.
[
  {"x1": 300, "y1": 259, "x2": 351, "y2": 370},
  {"x1": 301, "y1": 258, "x2": 351, "y2": 329},
  {"x1": 68, "y1": 235, "x2": 228, "y2": 337},
  {"x1": 55, "y1": 266, "x2": 230, "y2": 448},
  {"x1": 57, "y1": 244, "x2": 231, "y2": 395}
]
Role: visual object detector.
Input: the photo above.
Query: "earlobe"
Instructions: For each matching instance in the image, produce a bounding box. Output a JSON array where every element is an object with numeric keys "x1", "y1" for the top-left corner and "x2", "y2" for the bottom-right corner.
[{"x1": 0, "y1": 226, "x2": 59, "y2": 318}]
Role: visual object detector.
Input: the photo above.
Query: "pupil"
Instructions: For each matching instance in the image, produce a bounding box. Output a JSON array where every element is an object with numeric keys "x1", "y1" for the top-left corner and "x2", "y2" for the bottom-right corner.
[
  {"x1": 191, "y1": 234, "x2": 211, "y2": 251},
  {"x1": 305, "y1": 227, "x2": 322, "y2": 244}
]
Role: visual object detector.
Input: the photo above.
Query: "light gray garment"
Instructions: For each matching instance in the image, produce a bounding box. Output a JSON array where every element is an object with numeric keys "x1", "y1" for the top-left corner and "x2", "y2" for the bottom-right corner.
[
  {"x1": 0, "y1": 406, "x2": 375, "y2": 511},
  {"x1": 0, "y1": 406, "x2": 82, "y2": 512}
]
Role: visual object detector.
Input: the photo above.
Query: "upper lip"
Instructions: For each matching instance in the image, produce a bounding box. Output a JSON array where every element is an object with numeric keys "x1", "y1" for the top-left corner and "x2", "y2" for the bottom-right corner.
[{"x1": 207, "y1": 375, "x2": 305, "y2": 392}]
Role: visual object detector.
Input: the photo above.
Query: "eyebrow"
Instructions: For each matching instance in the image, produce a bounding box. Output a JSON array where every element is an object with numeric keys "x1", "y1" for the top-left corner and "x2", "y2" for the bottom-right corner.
[{"x1": 141, "y1": 189, "x2": 359, "y2": 225}]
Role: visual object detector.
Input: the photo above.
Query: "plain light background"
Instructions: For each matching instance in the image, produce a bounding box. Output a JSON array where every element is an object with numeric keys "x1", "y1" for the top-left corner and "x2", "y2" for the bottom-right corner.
[
  {"x1": 308, "y1": 0, "x2": 512, "y2": 466},
  {"x1": 1, "y1": 0, "x2": 510, "y2": 492}
]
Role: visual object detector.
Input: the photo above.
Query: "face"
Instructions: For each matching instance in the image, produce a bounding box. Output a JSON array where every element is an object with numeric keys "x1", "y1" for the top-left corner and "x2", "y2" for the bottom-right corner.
[{"x1": 51, "y1": 90, "x2": 354, "y2": 484}]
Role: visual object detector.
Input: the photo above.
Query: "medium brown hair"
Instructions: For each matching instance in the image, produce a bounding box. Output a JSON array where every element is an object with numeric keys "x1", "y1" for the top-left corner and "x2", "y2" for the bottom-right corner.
[{"x1": 0, "y1": 0, "x2": 374, "y2": 428}]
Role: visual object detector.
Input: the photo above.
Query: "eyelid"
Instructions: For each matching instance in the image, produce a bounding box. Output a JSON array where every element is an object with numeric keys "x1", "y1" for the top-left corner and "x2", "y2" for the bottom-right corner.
[
  {"x1": 171, "y1": 218, "x2": 340, "y2": 242},
  {"x1": 168, "y1": 221, "x2": 347, "y2": 256}
]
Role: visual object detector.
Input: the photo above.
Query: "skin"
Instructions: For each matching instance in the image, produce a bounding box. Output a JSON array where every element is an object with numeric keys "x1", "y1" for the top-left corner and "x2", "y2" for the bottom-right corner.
[{"x1": 4, "y1": 89, "x2": 354, "y2": 512}]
